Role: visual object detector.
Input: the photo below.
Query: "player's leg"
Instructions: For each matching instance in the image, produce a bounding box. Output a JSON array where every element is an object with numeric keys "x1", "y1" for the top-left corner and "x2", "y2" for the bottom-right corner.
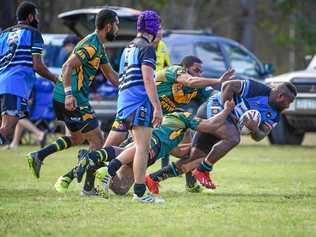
[
  {"x1": 0, "y1": 94, "x2": 25, "y2": 144},
  {"x1": 95, "y1": 144, "x2": 137, "y2": 198},
  {"x1": 26, "y1": 101, "x2": 86, "y2": 178},
  {"x1": 104, "y1": 118, "x2": 128, "y2": 147},
  {"x1": 193, "y1": 121, "x2": 240, "y2": 188}
]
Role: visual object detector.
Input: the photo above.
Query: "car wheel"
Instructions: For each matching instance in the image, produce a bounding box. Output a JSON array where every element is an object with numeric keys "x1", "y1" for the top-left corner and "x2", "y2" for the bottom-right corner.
[{"x1": 268, "y1": 115, "x2": 305, "y2": 145}]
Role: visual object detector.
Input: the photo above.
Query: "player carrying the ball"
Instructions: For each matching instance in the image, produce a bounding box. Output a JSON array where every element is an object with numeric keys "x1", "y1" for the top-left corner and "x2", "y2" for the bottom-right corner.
[{"x1": 145, "y1": 79, "x2": 297, "y2": 193}]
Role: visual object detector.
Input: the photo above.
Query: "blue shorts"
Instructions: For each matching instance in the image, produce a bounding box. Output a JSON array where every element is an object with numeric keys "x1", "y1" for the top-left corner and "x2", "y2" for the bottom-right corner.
[
  {"x1": 117, "y1": 100, "x2": 153, "y2": 129},
  {"x1": 0, "y1": 94, "x2": 28, "y2": 119}
]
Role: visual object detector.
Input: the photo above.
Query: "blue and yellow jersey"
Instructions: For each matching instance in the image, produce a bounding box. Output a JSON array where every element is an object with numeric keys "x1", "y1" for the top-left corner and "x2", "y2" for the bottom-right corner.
[
  {"x1": 53, "y1": 32, "x2": 109, "y2": 106},
  {"x1": 156, "y1": 65, "x2": 209, "y2": 114},
  {"x1": 151, "y1": 111, "x2": 201, "y2": 159},
  {"x1": 117, "y1": 36, "x2": 156, "y2": 119},
  {"x1": 207, "y1": 79, "x2": 280, "y2": 130},
  {"x1": 0, "y1": 25, "x2": 43, "y2": 99},
  {"x1": 155, "y1": 40, "x2": 170, "y2": 72}
]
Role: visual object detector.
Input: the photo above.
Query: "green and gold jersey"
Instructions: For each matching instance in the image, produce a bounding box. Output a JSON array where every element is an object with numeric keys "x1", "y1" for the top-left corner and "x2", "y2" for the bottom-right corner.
[
  {"x1": 151, "y1": 111, "x2": 201, "y2": 159},
  {"x1": 53, "y1": 32, "x2": 109, "y2": 106},
  {"x1": 156, "y1": 65, "x2": 209, "y2": 114}
]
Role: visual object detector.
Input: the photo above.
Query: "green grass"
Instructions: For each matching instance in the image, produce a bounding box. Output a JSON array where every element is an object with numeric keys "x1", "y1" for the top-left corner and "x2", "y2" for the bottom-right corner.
[{"x1": 0, "y1": 136, "x2": 316, "y2": 237}]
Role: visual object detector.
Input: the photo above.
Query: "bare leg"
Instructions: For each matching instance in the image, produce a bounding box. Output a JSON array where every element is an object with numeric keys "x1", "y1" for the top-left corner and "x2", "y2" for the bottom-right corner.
[
  {"x1": 104, "y1": 130, "x2": 128, "y2": 147},
  {"x1": 0, "y1": 114, "x2": 18, "y2": 143},
  {"x1": 9, "y1": 121, "x2": 24, "y2": 148},
  {"x1": 132, "y1": 126, "x2": 151, "y2": 184}
]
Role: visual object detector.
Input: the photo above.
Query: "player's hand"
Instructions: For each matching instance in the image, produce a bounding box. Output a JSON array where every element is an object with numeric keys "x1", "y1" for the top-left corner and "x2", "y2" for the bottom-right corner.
[
  {"x1": 219, "y1": 68, "x2": 235, "y2": 84},
  {"x1": 224, "y1": 99, "x2": 235, "y2": 111},
  {"x1": 65, "y1": 95, "x2": 77, "y2": 111},
  {"x1": 243, "y1": 115, "x2": 258, "y2": 132},
  {"x1": 152, "y1": 106, "x2": 163, "y2": 128}
]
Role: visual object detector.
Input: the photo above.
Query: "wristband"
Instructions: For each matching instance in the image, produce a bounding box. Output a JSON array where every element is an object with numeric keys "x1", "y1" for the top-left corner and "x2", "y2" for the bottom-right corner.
[{"x1": 64, "y1": 87, "x2": 72, "y2": 96}]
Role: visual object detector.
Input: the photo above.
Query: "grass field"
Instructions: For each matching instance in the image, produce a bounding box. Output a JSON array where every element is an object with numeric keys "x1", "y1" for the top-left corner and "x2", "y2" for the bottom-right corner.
[{"x1": 0, "y1": 135, "x2": 316, "y2": 237}]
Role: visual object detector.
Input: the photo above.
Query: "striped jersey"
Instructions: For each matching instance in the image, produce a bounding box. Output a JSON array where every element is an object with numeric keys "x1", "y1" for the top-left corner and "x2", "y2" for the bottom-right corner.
[
  {"x1": 207, "y1": 79, "x2": 279, "y2": 130},
  {"x1": 117, "y1": 36, "x2": 156, "y2": 118},
  {"x1": 53, "y1": 32, "x2": 109, "y2": 106},
  {"x1": 0, "y1": 25, "x2": 43, "y2": 99}
]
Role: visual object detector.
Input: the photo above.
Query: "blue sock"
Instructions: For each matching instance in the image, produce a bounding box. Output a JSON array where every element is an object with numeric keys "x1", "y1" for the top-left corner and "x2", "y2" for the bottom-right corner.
[
  {"x1": 134, "y1": 183, "x2": 146, "y2": 197},
  {"x1": 197, "y1": 160, "x2": 213, "y2": 172},
  {"x1": 107, "y1": 159, "x2": 122, "y2": 177}
]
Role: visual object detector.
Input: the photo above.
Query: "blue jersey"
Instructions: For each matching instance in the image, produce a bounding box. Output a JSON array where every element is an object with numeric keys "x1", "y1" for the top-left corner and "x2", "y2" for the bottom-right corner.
[
  {"x1": 117, "y1": 37, "x2": 156, "y2": 119},
  {"x1": 207, "y1": 80, "x2": 279, "y2": 129},
  {"x1": 0, "y1": 25, "x2": 43, "y2": 99}
]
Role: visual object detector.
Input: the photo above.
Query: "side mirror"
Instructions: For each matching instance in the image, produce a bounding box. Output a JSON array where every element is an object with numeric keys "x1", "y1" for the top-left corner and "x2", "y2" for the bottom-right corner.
[
  {"x1": 262, "y1": 63, "x2": 275, "y2": 75},
  {"x1": 304, "y1": 55, "x2": 313, "y2": 68}
]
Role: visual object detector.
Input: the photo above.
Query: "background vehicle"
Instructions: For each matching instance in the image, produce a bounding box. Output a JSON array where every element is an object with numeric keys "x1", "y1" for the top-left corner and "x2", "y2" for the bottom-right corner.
[{"x1": 266, "y1": 56, "x2": 316, "y2": 145}]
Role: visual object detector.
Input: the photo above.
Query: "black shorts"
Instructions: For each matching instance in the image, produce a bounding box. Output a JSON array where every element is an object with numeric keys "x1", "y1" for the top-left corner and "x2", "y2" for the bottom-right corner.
[
  {"x1": 53, "y1": 100, "x2": 98, "y2": 133},
  {"x1": 0, "y1": 94, "x2": 28, "y2": 119},
  {"x1": 192, "y1": 101, "x2": 220, "y2": 154}
]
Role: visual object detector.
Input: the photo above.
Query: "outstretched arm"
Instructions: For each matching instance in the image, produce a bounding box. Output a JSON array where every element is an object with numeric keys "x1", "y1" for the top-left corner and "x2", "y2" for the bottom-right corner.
[
  {"x1": 176, "y1": 68, "x2": 235, "y2": 88},
  {"x1": 100, "y1": 63, "x2": 119, "y2": 86}
]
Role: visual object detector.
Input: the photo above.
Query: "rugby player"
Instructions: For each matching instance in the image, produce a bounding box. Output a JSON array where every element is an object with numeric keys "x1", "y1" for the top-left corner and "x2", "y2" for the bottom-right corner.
[
  {"x1": 54, "y1": 100, "x2": 235, "y2": 198},
  {"x1": 26, "y1": 9, "x2": 120, "y2": 195},
  {"x1": 145, "y1": 79, "x2": 297, "y2": 193},
  {"x1": 0, "y1": 1, "x2": 57, "y2": 145}
]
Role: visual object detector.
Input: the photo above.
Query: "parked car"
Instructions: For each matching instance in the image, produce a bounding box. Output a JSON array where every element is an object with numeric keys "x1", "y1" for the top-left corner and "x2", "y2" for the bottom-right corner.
[
  {"x1": 163, "y1": 30, "x2": 273, "y2": 82},
  {"x1": 265, "y1": 56, "x2": 316, "y2": 145}
]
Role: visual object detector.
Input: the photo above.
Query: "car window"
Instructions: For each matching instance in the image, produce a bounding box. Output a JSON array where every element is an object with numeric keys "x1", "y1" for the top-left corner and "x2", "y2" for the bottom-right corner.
[
  {"x1": 168, "y1": 44, "x2": 194, "y2": 64},
  {"x1": 223, "y1": 43, "x2": 259, "y2": 77},
  {"x1": 195, "y1": 42, "x2": 226, "y2": 71}
]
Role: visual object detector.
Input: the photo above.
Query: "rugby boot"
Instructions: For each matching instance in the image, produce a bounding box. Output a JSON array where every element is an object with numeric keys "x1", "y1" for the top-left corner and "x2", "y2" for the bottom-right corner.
[
  {"x1": 145, "y1": 175, "x2": 160, "y2": 194},
  {"x1": 192, "y1": 169, "x2": 216, "y2": 189}
]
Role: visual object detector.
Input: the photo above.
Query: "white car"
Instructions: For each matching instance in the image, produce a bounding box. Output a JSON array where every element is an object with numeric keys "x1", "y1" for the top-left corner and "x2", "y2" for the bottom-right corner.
[{"x1": 265, "y1": 56, "x2": 316, "y2": 145}]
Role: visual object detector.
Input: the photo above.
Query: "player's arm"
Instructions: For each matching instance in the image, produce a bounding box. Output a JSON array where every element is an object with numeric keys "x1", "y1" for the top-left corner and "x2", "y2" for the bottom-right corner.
[
  {"x1": 31, "y1": 30, "x2": 57, "y2": 83},
  {"x1": 142, "y1": 64, "x2": 162, "y2": 127},
  {"x1": 100, "y1": 63, "x2": 119, "y2": 86},
  {"x1": 141, "y1": 46, "x2": 162, "y2": 127},
  {"x1": 32, "y1": 55, "x2": 57, "y2": 83},
  {"x1": 196, "y1": 100, "x2": 235, "y2": 133},
  {"x1": 250, "y1": 123, "x2": 272, "y2": 141},
  {"x1": 176, "y1": 68, "x2": 235, "y2": 88},
  {"x1": 61, "y1": 54, "x2": 82, "y2": 111},
  {"x1": 221, "y1": 80, "x2": 244, "y2": 102}
]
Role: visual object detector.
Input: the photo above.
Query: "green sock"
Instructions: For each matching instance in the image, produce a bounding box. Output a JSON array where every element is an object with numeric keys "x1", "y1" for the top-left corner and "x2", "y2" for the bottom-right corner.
[{"x1": 37, "y1": 136, "x2": 72, "y2": 161}]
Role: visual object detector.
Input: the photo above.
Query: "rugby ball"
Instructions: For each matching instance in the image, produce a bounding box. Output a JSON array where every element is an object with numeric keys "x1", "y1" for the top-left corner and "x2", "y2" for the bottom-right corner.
[{"x1": 238, "y1": 110, "x2": 261, "y2": 135}]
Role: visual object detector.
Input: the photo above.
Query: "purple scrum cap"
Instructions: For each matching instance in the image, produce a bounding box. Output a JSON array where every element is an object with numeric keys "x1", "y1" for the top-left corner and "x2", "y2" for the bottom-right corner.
[{"x1": 137, "y1": 10, "x2": 160, "y2": 37}]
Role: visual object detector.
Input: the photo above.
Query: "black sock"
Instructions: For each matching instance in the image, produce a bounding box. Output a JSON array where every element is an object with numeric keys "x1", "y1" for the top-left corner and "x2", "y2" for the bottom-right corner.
[
  {"x1": 185, "y1": 171, "x2": 197, "y2": 188},
  {"x1": 88, "y1": 146, "x2": 116, "y2": 164},
  {"x1": 197, "y1": 160, "x2": 213, "y2": 172},
  {"x1": 0, "y1": 132, "x2": 6, "y2": 145},
  {"x1": 63, "y1": 166, "x2": 76, "y2": 180},
  {"x1": 150, "y1": 162, "x2": 179, "y2": 182},
  {"x1": 134, "y1": 183, "x2": 146, "y2": 197},
  {"x1": 108, "y1": 159, "x2": 122, "y2": 177},
  {"x1": 83, "y1": 163, "x2": 103, "y2": 191},
  {"x1": 37, "y1": 136, "x2": 72, "y2": 161}
]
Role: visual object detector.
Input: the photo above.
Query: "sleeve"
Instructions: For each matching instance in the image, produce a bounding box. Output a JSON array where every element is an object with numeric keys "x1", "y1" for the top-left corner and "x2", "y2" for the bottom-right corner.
[
  {"x1": 263, "y1": 112, "x2": 280, "y2": 130},
  {"x1": 181, "y1": 112, "x2": 201, "y2": 130},
  {"x1": 240, "y1": 79, "x2": 271, "y2": 98},
  {"x1": 140, "y1": 45, "x2": 156, "y2": 70},
  {"x1": 75, "y1": 44, "x2": 97, "y2": 64},
  {"x1": 197, "y1": 88, "x2": 211, "y2": 103},
  {"x1": 31, "y1": 30, "x2": 44, "y2": 55}
]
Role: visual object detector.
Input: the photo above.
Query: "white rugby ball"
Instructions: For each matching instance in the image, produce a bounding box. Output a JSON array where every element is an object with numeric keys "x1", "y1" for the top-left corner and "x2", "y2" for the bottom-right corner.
[{"x1": 238, "y1": 110, "x2": 261, "y2": 135}]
